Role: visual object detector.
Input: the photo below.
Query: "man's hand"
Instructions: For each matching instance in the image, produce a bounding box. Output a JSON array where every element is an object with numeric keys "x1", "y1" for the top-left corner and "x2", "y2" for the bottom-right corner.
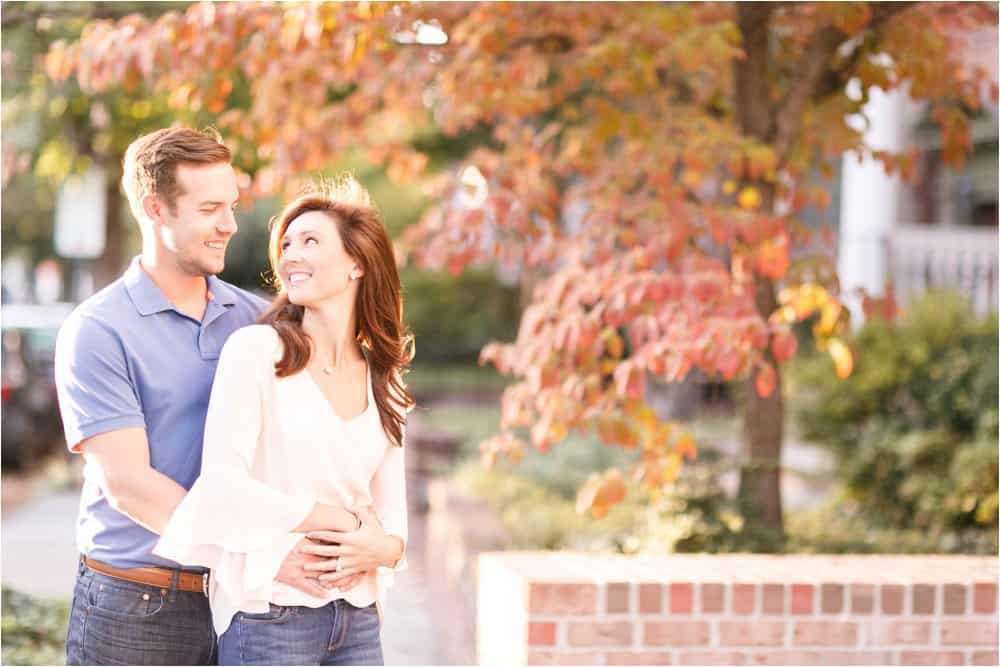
[
  {"x1": 276, "y1": 537, "x2": 366, "y2": 596},
  {"x1": 301, "y1": 507, "x2": 403, "y2": 588},
  {"x1": 275, "y1": 538, "x2": 329, "y2": 597}
]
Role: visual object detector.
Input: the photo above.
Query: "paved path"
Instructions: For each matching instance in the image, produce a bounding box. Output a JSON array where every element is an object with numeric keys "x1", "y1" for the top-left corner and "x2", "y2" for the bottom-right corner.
[{"x1": 1, "y1": 488, "x2": 453, "y2": 665}]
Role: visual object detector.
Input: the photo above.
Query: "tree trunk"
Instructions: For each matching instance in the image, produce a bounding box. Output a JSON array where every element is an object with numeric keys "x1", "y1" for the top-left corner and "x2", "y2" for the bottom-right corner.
[
  {"x1": 733, "y1": 2, "x2": 785, "y2": 543},
  {"x1": 738, "y1": 275, "x2": 785, "y2": 543}
]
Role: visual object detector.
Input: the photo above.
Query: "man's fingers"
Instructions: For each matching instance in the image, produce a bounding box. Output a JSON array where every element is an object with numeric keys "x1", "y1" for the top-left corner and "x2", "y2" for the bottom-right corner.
[
  {"x1": 299, "y1": 543, "x2": 344, "y2": 558},
  {"x1": 336, "y1": 574, "x2": 365, "y2": 592},
  {"x1": 318, "y1": 568, "x2": 365, "y2": 585},
  {"x1": 308, "y1": 530, "x2": 352, "y2": 544},
  {"x1": 304, "y1": 557, "x2": 342, "y2": 573},
  {"x1": 290, "y1": 577, "x2": 330, "y2": 597}
]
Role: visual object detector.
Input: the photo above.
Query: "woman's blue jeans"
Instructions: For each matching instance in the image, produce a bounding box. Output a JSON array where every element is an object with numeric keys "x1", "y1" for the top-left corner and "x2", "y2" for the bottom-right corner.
[{"x1": 218, "y1": 599, "x2": 384, "y2": 666}]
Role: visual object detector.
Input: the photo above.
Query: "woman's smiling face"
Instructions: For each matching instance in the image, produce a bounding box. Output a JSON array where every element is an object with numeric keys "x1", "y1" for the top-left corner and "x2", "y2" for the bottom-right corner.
[{"x1": 278, "y1": 210, "x2": 362, "y2": 307}]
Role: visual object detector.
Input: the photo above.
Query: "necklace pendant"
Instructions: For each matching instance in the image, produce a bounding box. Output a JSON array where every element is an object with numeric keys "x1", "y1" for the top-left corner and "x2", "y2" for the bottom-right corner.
[{"x1": 323, "y1": 366, "x2": 334, "y2": 375}]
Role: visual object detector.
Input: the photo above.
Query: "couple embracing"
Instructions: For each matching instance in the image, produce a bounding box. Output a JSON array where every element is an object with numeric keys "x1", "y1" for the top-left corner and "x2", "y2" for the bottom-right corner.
[{"x1": 55, "y1": 126, "x2": 413, "y2": 666}]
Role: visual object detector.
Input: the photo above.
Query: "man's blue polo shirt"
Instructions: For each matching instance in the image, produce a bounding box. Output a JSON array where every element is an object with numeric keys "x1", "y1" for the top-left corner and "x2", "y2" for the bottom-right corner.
[{"x1": 54, "y1": 257, "x2": 268, "y2": 570}]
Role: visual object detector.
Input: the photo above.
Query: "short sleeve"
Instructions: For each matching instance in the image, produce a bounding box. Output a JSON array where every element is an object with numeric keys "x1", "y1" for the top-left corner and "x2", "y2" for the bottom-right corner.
[{"x1": 54, "y1": 313, "x2": 145, "y2": 452}]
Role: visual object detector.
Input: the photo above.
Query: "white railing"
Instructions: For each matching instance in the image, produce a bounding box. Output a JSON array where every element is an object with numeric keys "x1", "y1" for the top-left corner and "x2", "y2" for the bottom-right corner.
[{"x1": 887, "y1": 223, "x2": 999, "y2": 314}]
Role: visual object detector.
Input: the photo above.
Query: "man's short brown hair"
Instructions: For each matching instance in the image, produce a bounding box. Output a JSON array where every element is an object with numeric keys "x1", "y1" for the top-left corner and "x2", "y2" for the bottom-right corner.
[{"x1": 121, "y1": 127, "x2": 232, "y2": 222}]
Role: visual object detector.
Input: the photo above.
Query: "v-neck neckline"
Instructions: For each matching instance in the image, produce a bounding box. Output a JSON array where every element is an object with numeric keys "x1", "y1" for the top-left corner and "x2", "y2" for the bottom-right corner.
[{"x1": 302, "y1": 358, "x2": 372, "y2": 425}]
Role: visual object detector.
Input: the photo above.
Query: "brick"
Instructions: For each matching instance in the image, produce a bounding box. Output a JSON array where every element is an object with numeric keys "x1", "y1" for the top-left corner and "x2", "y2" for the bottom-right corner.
[
  {"x1": 607, "y1": 583, "x2": 630, "y2": 614},
  {"x1": 821, "y1": 583, "x2": 844, "y2": 614},
  {"x1": 567, "y1": 621, "x2": 632, "y2": 647},
  {"x1": 868, "y1": 621, "x2": 932, "y2": 645},
  {"x1": 528, "y1": 622, "x2": 557, "y2": 647},
  {"x1": 942, "y1": 584, "x2": 966, "y2": 615},
  {"x1": 528, "y1": 651, "x2": 601, "y2": 665},
  {"x1": 670, "y1": 583, "x2": 694, "y2": 614},
  {"x1": 912, "y1": 583, "x2": 935, "y2": 614},
  {"x1": 639, "y1": 583, "x2": 663, "y2": 614},
  {"x1": 606, "y1": 651, "x2": 672, "y2": 665},
  {"x1": 899, "y1": 651, "x2": 963, "y2": 666},
  {"x1": 974, "y1": 582, "x2": 997, "y2": 614},
  {"x1": 701, "y1": 583, "x2": 724, "y2": 613},
  {"x1": 747, "y1": 651, "x2": 893, "y2": 665},
  {"x1": 732, "y1": 584, "x2": 756, "y2": 615},
  {"x1": 762, "y1": 584, "x2": 784, "y2": 614},
  {"x1": 793, "y1": 621, "x2": 858, "y2": 646},
  {"x1": 791, "y1": 584, "x2": 814, "y2": 615},
  {"x1": 645, "y1": 621, "x2": 710, "y2": 646},
  {"x1": 677, "y1": 651, "x2": 747, "y2": 666},
  {"x1": 940, "y1": 621, "x2": 999, "y2": 646},
  {"x1": 530, "y1": 583, "x2": 598, "y2": 615},
  {"x1": 719, "y1": 621, "x2": 785, "y2": 647},
  {"x1": 850, "y1": 584, "x2": 875, "y2": 614},
  {"x1": 881, "y1": 584, "x2": 904, "y2": 615},
  {"x1": 972, "y1": 650, "x2": 999, "y2": 666}
]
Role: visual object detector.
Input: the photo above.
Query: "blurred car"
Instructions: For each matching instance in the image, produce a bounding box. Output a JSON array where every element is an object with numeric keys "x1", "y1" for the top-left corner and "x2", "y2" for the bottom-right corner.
[{"x1": 2, "y1": 302, "x2": 74, "y2": 469}]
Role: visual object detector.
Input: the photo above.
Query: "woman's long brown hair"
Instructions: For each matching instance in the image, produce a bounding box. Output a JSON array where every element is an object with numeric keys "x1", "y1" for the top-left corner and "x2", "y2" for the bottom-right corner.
[{"x1": 259, "y1": 178, "x2": 415, "y2": 447}]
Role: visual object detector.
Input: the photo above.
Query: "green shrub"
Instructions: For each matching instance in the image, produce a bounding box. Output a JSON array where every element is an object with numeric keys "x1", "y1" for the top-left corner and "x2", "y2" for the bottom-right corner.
[
  {"x1": 454, "y1": 461, "x2": 645, "y2": 551},
  {"x1": 790, "y1": 291, "x2": 998, "y2": 543},
  {"x1": 1, "y1": 587, "x2": 69, "y2": 666},
  {"x1": 403, "y1": 266, "x2": 522, "y2": 364}
]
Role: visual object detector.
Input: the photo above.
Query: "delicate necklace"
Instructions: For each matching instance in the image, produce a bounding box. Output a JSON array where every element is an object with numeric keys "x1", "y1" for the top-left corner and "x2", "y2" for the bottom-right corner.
[{"x1": 322, "y1": 364, "x2": 334, "y2": 375}]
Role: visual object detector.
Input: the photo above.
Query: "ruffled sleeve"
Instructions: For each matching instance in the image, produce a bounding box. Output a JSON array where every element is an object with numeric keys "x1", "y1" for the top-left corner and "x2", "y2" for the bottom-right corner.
[
  {"x1": 154, "y1": 326, "x2": 314, "y2": 588},
  {"x1": 372, "y1": 391, "x2": 411, "y2": 599}
]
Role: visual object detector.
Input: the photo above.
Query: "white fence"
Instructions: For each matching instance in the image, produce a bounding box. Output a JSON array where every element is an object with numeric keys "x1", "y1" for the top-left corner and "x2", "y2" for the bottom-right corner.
[{"x1": 887, "y1": 223, "x2": 999, "y2": 314}]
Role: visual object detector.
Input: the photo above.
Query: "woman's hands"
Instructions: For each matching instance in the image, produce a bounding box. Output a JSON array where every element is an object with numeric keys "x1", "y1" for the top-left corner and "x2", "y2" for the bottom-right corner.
[{"x1": 300, "y1": 507, "x2": 404, "y2": 589}]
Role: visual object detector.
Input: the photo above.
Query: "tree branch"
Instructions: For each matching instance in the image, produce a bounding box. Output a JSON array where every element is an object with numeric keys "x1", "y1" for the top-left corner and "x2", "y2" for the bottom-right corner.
[{"x1": 772, "y1": 2, "x2": 917, "y2": 160}]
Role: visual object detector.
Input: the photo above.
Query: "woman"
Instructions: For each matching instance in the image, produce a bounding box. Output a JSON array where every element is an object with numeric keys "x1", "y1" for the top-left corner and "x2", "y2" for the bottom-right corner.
[{"x1": 154, "y1": 176, "x2": 415, "y2": 666}]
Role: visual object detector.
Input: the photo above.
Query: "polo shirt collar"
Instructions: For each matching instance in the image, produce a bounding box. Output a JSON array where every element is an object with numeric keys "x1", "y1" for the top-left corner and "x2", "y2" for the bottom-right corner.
[
  {"x1": 206, "y1": 274, "x2": 237, "y2": 307},
  {"x1": 124, "y1": 257, "x2": 237, "y2": 317},
  {"x1": 124, "y1": 257, "x2": 174, "y2": 316}
]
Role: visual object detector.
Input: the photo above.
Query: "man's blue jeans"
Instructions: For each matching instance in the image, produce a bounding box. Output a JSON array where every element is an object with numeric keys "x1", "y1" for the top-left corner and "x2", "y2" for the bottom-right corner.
[
  {"x1": 65, "y1": 559, "x2": 216, "y2": 665},
  {"x1": 218, "y1": 599, "x2": 383, "y2": 666}
]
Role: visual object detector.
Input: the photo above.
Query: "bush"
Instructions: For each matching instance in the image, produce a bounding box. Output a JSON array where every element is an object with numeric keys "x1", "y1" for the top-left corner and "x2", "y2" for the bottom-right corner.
[
  {"x1": 403, "y1": 266, "x2": 522, "y2": 364},
  {"x1": 454, "y1": 461, "x2": 646, "y2": 551},
  {"x1": 790, "y1": 291, "x2": 998, "y2": 545},
  {"x1": 1, "y1": 587, "x2": 69, "y2": 666}
]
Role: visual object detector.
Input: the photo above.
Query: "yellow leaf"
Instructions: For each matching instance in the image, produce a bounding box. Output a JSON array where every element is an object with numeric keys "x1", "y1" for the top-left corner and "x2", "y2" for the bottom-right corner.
[
  {"x1": 816, "y1": 301, "x2": 842, "y2": 336},
  {"x1": 738, "y1": 186, "x2": 761, "y2": 210},
  {"x1": 828, "y1": 338, "x2": 854, "y2": 378}
]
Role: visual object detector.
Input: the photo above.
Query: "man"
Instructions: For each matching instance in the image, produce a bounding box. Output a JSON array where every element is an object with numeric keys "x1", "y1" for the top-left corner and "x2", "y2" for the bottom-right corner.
[{"x1": 54, "y1": 127, "x2": 354, "y2": 665}]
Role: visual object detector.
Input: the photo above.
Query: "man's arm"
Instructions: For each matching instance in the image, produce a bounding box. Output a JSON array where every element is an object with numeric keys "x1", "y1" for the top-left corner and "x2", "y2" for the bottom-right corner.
[
  {"x1": 81, "y1": 426, "x2": 358, "y2": 536},
  {"x1": 80, "y1": 427, "x2": 186, "y2": 535}
]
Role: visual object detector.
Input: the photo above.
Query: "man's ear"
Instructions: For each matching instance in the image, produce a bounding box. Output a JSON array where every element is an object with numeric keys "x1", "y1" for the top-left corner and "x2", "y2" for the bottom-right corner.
[{"x1": 141, "y1": 193, "x2": 166, "y2": 225}]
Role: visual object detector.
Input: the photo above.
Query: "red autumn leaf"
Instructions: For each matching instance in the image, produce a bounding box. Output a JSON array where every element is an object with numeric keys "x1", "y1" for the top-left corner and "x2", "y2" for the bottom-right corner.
[{"x1": 770, "y1": 330, "x2": 798, "y2": 363}]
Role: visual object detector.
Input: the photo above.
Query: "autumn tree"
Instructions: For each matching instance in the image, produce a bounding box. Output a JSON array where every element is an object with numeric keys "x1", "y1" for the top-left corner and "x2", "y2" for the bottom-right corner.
[
  {"x1": 2, "y1": 1, "x2": 212, "y2": 286},
  {"x1": 48, "y1": 2, "x2": 997, "y2": 542}
]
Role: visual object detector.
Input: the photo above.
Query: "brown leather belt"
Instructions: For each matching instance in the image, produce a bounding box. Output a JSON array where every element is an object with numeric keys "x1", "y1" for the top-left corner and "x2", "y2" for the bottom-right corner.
[{"x1": 82, "y1": 556, "x2": 209, "y2": 596}]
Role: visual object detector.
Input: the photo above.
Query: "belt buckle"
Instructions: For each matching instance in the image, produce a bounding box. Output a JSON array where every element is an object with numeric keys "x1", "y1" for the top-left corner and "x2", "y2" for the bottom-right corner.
[{"x1": 202, "y1": 572, "x2": 209, "y2": 597}]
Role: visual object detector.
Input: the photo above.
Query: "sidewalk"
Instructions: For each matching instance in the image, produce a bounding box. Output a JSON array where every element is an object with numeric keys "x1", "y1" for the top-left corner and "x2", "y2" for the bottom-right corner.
[{"x1": 1, "y1": 487, "x2": 454, "y2": 665}]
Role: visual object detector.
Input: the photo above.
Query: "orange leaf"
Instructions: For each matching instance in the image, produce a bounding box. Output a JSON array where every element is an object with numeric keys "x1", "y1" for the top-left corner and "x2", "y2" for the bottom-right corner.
[
  {"x1": 674, "y1": 433, "x2": 697, "y2": 461},
  {"x1": 755, "y1": 362, "x2": 777, "y2": 397}
]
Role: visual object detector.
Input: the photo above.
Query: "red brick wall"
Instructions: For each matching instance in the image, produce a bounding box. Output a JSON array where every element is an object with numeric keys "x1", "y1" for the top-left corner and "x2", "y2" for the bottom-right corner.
[{"x1": 477, "y1": 553, "x2": 998, "y2": 666}]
